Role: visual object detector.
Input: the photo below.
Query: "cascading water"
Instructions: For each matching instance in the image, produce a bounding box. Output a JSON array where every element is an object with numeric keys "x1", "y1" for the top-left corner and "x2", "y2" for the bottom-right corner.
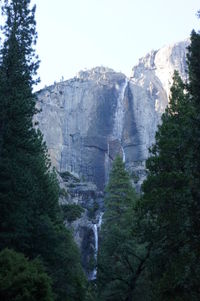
[
  {"x1": 105, "y1": 79, "x2": 128, "y2": 183},
  {"x1": 113, "y1": 79, "x2": 128, "y2": 163},
  {"x1": 97, "y1": 212, "x2": 103, "y2": 229},
  {"x1": 90, "y1": 212, "x2": 104, "y2": 280},
  {"x1": 113, "y1": 78, "x2": 128, "y2": 141},
  {"x1": 94, "y1": 224, "x2": 98, "y2": 260},
  {"x1": 90, "y1": 78, "x2": 128, "y2": 281},
  {"x1": 122, "y1": 146, "x2": 126, "y2": 163}
]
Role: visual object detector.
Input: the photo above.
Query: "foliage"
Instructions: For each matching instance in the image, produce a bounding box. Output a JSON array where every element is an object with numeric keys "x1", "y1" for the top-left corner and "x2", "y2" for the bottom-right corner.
[
  {"x1": 87, "y1": 200, "x2": 99, "y2": 219},
  {"x1": 0, "y1": 1, "x2": 87, "y2": 300},
  {"x1": 97, "y1": 156, "x2": 151, "y2": 301},
  {"x1": 61, "y1": 203, "x2": 84, "y2": 222},
  {"x1": 139, "y1": 29, "x2": 200, "y2": 300},
  {"x1": 59, "y1": 187, "x2": 68, "y2": 198},
  {"x1": 85, "y1": 282, "x2": 97, "y2": 301},
  {"x1": 0, "y1": 248, "x2": 53, "y2": 301},
  {"x1": 59, "y1": 171, "x2": 80, "y2": 183},
  {"x1": 97, "y1": 27, "x2": 200, "y2": 300}
]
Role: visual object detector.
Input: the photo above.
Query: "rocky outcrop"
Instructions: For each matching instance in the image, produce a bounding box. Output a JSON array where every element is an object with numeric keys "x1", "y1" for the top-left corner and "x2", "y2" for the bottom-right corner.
[
  {"x1": 36, "y1": 67, "x2": 127, "y2": 191},
  {"x1": 126, "y1": 39, "x2": 189, "y2": 186},
  {"x1": 58, "y1": 171, "x2": 103, "y2": 279},
  {"x1": 35, "y1": 40, "x2": 189, "y2": 276}
]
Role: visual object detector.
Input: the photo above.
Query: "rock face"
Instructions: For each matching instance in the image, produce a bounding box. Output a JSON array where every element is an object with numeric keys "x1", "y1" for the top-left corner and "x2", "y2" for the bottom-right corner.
[
  {"x1": 58, "y1": 171, "x2": 104, "y2": 279},
  {"x1": 126, "y1": 39, "x2": 189, "y2": 186},
  {"x1": 36, "y1": 67, "x2": 128, "y2": 191},
  {"x1": 35, "y1": 40, "x2": 189, "y2": 276}
]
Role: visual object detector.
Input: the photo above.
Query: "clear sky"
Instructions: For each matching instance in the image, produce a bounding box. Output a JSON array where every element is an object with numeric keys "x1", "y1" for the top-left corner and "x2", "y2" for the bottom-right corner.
[{"x1": 33, "y1": 0, "x2": 200, "y2": 90}]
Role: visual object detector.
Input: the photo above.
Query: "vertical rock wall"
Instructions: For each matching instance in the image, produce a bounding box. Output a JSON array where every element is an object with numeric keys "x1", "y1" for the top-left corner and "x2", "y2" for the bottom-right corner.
[{"x1": 35, "y1": 40, "x2": 189, "y2": 276}]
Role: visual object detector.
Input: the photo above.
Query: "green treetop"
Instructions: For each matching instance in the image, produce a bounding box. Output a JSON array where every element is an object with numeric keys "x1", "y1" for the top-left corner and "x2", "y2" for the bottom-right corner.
[
  {"x1": 98, "y1": 156, "x2": 151, "y2": 301},
  {"x1": 140, "y1": 38, "x2": 200, "y2": 299},
  {"x1": 0, "y1": 1, "x2": 86, "y2": 300},
  {"x1": 0, "y1": 248, "x2": 53, "y2": 301}
]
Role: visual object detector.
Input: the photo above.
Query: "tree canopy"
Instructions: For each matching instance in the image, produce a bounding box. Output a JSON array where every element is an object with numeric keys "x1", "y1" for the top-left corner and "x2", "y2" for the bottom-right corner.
[
  {"x1": 97, "y1": 25, "x2": 200, "y2": 301},
  {"x1": 0, "y1": 248, "x2": 53, "y2": 301},
  {"x1": 139, "y1": 29, "x2": 200, "y2": 300},
  {"x1": 0, "y1": 1, "x2": 86, "y2": 300},
  {"x1": 97, "y1": 156, "x2": 151, "y2": 301}
]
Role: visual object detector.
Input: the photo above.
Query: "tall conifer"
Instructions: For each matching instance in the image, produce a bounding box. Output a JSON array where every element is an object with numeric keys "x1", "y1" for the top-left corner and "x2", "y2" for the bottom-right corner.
[
  {"x1": 98, "y1": 156, "x2": 150, "y2": 301},
  {"x1": 140, "y1": 37, "x2": 200, "y2": 298},
  {"x1": 0, "y1": 1, "x2": 86, "y2": 300},
  {"x1": 186, "y1": 29, "x2": 200, "y2": 253}
]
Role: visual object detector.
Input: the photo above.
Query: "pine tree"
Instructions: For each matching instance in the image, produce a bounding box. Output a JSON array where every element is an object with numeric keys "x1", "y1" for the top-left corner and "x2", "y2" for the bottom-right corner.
[
  {"x1": 186, "y1": 29, "x2": 200, "y2": 254},
  {"x1": 140, "y1": 69, "x2": 200, "y2": 300},
  {"x1": 0, "y1": 1, "x2": 86, "y2": 300},
  {"x1": 0, "y1": 248, "x2": 53, "y2": 301},
  {"x1": 97, "y1": 156, "x2": 151, "y2": 301}
]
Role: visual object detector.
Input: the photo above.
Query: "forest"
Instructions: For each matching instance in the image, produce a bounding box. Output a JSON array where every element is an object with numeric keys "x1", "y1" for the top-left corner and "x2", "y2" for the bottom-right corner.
[{"x1": 0, "y1": 1, "x2": 200, "y2": 300}]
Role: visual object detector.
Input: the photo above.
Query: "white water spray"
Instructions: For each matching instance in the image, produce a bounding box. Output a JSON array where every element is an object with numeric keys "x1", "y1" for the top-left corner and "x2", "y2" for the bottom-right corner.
[
  {"x1": 122, "y1": 146, "x2": 126, "y2": 163},
  {"x1": 98, "y1": 212, "x2": 103, "y2": 229},
  {"x1": 93, "y1": 224, "x2": 98, "y2": 260},
  {"x1": 113, "y1": 78, "x2": 128, "y2": 141},
  {"x1": 90, "y1": 212, "x2": 104, "y2": 280}
]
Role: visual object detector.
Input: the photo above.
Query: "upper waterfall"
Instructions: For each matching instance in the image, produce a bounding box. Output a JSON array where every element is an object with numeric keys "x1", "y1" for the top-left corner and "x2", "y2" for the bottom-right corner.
[
  {"x1": 113, "y1": 78, "x2": 128, "y2": 141},
  {"x1": 35, "y1": 39, "x2": 189, "y2": 277},
  {"x1": 35, "y1": 40, "x2": 189, "y2": 190}
]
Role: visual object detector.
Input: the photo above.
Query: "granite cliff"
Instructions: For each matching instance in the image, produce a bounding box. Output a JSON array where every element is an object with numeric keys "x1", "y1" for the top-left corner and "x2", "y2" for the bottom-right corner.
[{"x1": 35, "y1": 39, "x2": 189, "y2": 277}]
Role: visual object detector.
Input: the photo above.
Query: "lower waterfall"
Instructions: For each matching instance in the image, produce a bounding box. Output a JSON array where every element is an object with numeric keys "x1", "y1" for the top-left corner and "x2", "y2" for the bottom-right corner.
[
  {"x1": 90, "y1": 212, "x2": 104, "y2": 280},
  {"x1": 122, "y1": 146, "x2": 126, "y2": 163},
  {"x1": 94, "y1": 224, "x2": 98, "y2": 261}
]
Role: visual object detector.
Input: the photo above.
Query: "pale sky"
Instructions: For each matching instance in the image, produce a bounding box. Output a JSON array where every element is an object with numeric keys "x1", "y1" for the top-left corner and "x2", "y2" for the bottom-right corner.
[{"x1": 33, "y1": 0, "x2": 200, "y2": 90}]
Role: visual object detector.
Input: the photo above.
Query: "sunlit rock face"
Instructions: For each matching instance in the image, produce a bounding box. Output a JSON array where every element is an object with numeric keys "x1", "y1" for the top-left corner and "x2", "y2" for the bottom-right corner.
[
  {"x1": 36, "y1": 40, "x2": 188, "y2": 191},
  {"x1": 126, "y1": 39, "x2": 189, "y2": 186},
  {"x1": 35, "y1": 40, "x2": 189, "y2": 276},
  {"x1": 36, "y1": 67, "x2": 128, "y2": 191}
]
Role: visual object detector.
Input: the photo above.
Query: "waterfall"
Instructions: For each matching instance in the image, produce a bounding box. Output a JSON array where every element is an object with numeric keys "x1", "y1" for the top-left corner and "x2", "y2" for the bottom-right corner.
[
  {"x1": 112, "y1": 79, "x2": 128, "y2": 164},
  {"x1": 113, "y1": 78, "x2": 128, "y2": 141},
  {"x1": 98, "y1": 212, "x2": 103, "y2": 229},
  {"x1": 122, "y1": 146, "x2": 126, "y2": 163},
  {"x1": 93, "y1": 224, "x2": 98, "y2": 260},
  {"x1": 90, "y1": 212, "x2": 104, "y2": 280}
]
